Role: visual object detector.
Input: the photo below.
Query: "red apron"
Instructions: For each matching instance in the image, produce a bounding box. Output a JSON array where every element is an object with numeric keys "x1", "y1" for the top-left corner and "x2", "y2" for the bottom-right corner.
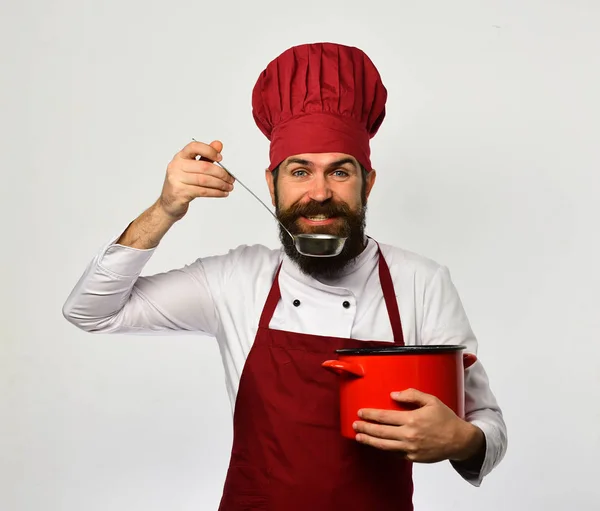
[{"x1": 218, "y1": 245, "x2": 413, "y2": 511}]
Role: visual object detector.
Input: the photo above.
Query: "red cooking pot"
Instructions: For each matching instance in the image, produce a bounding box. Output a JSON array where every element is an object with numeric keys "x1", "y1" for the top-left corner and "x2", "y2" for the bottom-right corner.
[{"x1": 322, "y1": 345, "x2": 478, "y2": 439}]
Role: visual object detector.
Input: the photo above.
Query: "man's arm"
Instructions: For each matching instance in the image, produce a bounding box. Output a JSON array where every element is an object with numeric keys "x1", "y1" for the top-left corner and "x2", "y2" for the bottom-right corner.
[
  {"x1": 115, "y1": 199, "x2": 178, "y2": 250},
  {"x1": 449, "y1": 420, "x2": 486, "y2": 469},
  {"x1": 61, "y1": 231, "x2": 220, "y2": 335},
  {"x1": 116, "y1": 138, "x2": 232, "y2": 250},
  {"x1": 421, "y1": 265, "x2": 508, "y2": 485},
  {"x1": 63, "y1": 139, "x2": 236, "y2": 335},
  {"x1": 352, "y1": 265, "x2": 507, "y2": 486}
]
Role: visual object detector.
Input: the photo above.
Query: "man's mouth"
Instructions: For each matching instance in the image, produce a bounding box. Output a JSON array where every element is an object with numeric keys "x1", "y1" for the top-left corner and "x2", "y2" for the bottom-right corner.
[{"x1": 300, "y1": 215, "x2": 338, "y2": 225}]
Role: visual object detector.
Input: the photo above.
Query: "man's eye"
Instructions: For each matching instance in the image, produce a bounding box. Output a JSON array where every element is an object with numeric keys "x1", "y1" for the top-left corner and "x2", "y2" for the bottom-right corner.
[
  {"x1": 332, "y1": 169, "x2": 349, "y2": 177},
  {"x1": 292, "y1": 169, "x2": 308, "y2": 177}
]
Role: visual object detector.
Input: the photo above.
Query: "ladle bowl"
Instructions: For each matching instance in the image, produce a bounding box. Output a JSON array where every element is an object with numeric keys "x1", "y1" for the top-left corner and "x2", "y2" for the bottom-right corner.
[{"x1": 293, "y1": 233, "x2": 346, "y2": 257}]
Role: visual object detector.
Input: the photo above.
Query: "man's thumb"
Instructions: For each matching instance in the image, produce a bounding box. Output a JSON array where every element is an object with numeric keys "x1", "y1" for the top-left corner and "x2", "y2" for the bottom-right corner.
[
  {"x1": 391, "y1": 388, "x2": 432, "y2": 407},
  {"x1": 210, "y1": 140, "x2": 223, "y2": 155}
]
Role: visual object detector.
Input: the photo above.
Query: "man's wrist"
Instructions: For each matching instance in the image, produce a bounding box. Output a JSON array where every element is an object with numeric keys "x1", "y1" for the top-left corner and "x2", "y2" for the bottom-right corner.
[
  {"x1": 450, "y1": 421, "x2": 486, "y2": 465},
  {"x1": 116, "y1": 200, "x2": 178, "y2": 249}
]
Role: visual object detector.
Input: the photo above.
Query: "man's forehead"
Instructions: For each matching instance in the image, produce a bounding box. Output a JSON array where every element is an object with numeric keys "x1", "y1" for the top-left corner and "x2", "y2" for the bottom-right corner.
[{"x1": 281, "y1": 153, "x2": 359, "y2": 168}]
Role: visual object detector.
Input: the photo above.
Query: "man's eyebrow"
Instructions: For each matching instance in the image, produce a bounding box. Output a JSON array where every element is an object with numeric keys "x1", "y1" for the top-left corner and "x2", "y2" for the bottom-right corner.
[
  {"x1": 284, "y1": 157, "x2": 357, "y2": 169},
  {"x1": 285, "y1": 158, "x2": 312, "y2": 167},
  {"x1": 326, "y1": 158, "x2": 357, "y2": 169}
]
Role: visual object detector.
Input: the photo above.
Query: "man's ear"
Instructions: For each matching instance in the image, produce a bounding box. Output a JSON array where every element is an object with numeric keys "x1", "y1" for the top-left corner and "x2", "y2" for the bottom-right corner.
[
  {"x1": 265, "y1": 169, "x2": 276, "y2": 207},
  {"x1": 365, "y1": 169, "x2": 377, "y2": 200}
]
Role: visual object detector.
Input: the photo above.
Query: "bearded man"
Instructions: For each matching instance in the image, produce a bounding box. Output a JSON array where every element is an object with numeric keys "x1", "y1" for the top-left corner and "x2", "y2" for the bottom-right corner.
[{"x1": 63, "y1": 42, "x2": 507, "y2": 511}]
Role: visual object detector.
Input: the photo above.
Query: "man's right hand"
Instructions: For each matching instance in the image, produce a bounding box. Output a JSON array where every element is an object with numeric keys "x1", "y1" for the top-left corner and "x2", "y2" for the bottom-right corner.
[
  {"x1": 114, "y1": 139, "x2": 235, "y2": 250},
  {"x1": 158, "y1": 139, "x2": 235, "y2": 221}
]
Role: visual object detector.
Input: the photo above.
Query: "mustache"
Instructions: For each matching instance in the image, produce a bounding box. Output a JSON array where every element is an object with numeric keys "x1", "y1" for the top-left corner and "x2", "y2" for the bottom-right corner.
[{"x1": 277, "y1": 200, "x2": 354, "y2": 219}]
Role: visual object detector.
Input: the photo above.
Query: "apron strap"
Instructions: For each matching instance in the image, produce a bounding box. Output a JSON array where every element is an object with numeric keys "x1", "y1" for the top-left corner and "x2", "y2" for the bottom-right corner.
[
  {"x1": 258, "y1": 263, "x2": 284, "y2": 329},
  {"x1": 375, "y1": 245, "x2": 405, "y2": 345},
  {"x1": 258, "y1": 243, "x2": 405, "y2": 345}
]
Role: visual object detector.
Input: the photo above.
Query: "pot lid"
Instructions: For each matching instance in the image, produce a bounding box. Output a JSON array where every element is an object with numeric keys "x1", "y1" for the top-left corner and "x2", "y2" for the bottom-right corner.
[{"x1": 335, "y1": 345, "x2": 467, "y2": 355}]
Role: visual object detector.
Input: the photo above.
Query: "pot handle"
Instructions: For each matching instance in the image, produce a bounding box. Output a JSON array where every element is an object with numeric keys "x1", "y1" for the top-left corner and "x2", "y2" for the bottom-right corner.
[
  {"x1": 322, "y1": 360, "x2": 365, "y2": 377},
  {"x1": 463, "y1": 352, "x2": 478, "y2": 369}
]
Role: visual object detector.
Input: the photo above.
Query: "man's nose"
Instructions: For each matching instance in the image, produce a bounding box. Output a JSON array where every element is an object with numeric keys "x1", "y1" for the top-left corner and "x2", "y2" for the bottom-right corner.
[{"x1": 307, "y1": 175, "x2": 332, "y2": 203}]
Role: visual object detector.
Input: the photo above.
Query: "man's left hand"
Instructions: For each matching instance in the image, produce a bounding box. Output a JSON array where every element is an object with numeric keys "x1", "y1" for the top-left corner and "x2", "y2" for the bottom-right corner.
[{"x1": 353, "y1": 388, "x2": 485, "y2": 464}]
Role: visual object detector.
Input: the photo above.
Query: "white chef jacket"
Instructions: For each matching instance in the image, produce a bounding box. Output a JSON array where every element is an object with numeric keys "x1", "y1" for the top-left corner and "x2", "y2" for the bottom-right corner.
[{"x1": 62, "y1": 233, "x2": 507, "y2": 487}]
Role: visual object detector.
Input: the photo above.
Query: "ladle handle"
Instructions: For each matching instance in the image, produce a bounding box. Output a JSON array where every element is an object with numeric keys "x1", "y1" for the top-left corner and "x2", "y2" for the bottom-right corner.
[{"x1": 213, "y1": 161, "x2": 294, "y2": 240}]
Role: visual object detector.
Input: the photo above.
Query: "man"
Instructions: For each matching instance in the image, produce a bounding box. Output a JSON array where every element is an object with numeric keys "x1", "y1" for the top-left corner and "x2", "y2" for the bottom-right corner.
[{"x1": 63, "y1": 42, "x2": 507, "y2": 510}]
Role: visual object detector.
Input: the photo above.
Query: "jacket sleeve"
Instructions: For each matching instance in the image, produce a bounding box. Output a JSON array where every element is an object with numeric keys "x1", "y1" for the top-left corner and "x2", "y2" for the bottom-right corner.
[
  {"x1": 62, "y1": 233, "x2": 220, "y2": 336},
  {"x1": 421, "y1": 265, "x2": 508, "y2": 486}
]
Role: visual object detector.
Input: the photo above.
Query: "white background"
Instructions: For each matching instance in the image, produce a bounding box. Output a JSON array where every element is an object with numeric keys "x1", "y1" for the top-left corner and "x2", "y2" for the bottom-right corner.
[{"x1": 2, "y1": 0, "x2": 599, "y2": 509}]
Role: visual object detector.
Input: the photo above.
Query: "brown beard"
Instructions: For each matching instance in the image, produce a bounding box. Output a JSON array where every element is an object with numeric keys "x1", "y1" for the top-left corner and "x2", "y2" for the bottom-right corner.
[{"x1": 276, "y1": 198, "x2": 368, "y2": 279}]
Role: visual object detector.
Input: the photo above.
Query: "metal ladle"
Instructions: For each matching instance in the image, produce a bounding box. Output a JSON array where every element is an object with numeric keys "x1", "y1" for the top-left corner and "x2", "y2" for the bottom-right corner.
[{"x1": 211, "y1": 160, "x2": 347, "y2": 258}]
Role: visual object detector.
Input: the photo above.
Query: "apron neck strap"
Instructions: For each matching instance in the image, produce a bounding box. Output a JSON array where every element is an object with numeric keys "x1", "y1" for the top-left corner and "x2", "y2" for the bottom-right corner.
[
  {"x1": 259, "y1": 265, "x2": 283, "y2": 329},
  {"x1": 374, "y1": 241, "x2": 405, "y2": 344}
]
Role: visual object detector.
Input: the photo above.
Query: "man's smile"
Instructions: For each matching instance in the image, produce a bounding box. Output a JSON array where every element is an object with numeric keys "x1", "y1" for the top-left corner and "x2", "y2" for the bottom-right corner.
[{"x1": 299, "y1": 215, "x2": 339, "y2": 226}]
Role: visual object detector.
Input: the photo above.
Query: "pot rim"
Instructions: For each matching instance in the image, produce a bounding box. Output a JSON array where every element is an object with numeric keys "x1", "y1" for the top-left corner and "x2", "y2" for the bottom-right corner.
[{"x1": 335, "y1": 345, "x2": 467, "y2": 355}]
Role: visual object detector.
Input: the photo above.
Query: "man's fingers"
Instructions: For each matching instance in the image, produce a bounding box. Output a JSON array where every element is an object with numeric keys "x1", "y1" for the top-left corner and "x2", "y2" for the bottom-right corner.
[
  {"x1": 179, "y1": 183, "x2": 230, "y2": 199},
  {"x1": 355, "y1": 433, "x2": 407, "y2": 452},
  {"x1": 358, "y1": 408, "x2": 411, "y2": 426},
  {"x1": 177, "y1": 160, "x2": 235, "y2": 185},
  {"x1": 353, "y1": 420, "x2": 403, "y2": 440},
  {"x1": 179, "y1": 140, "x2": 223, "y2": 162},
  {"x1": 179, "y1": 173, "x2": 234, "y2": 192},
  {"x1": 358, "y1": 390, "x2": 435, "y2": 426},
  {"x1": 391, "y1": 388, "x2": 436, "y2": 407},
  {"x1": 196, "y1": 140, "x2": 224, "y2": 163}
]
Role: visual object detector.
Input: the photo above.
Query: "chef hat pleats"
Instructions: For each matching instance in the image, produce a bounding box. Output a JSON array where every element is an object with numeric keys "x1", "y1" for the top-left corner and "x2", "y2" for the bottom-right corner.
[{"x1": 252, "y1": 42, "x2": 387, "y2": 172}]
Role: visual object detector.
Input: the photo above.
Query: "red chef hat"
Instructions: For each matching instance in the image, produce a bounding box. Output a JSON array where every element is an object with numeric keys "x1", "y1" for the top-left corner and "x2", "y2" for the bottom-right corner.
[{"x1": 252, "y1": 42, "x2": 387, "y2": 172}]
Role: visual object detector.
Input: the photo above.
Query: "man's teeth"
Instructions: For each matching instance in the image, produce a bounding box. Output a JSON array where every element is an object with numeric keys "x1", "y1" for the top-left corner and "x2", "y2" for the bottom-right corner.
[{"x1": 306, "y1": 215, "x2": 330, "y2": 221}]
